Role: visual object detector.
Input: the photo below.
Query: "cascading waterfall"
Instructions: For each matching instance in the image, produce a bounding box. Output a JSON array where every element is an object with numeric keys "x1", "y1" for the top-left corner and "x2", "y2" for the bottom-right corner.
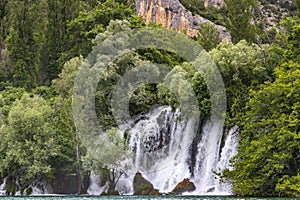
[
  {"x1": 214, "y1": 125, "x2": 239, "y2": 194},
  {"x1": 114, "y1": 106, "x2": 196, "y2": 194},
  {"x1": 0, "y1": 178, "x2": 6, "y2": 196},
  {"x1": 0, "y1": 178, "x2": 52, "y2": 196},
  {"x1": 125, "y1": 106, "x2": 196, "y2": 193},
  {"x1": 192, "y1": 118, "x2": 224, "y2": 194},
  {"x1": 30, "y1": 182, "x2": 52, "y2": 196},
  {"x1": 87, "y1": 174, "x2": 108, "y2": 195},
  {"x1": 88, "y1": 105, "x2": 239, "y2": 195}
]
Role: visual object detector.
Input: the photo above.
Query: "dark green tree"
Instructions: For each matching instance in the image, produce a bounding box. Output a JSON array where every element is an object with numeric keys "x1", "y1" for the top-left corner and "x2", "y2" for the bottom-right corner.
[
  {"x1": 222, "y1": 22, "x2": 300, "y2": 197},
  {"x1": 60, "y1": 0, "x2": 142, "y2": 64},
  {"x1": 0, "y1": 0, "x2": 8, "y2": 41},
  {"x1": 223, "y1": 60, "x2": 300, "y2": 196},
  {"x1": 225, "y1": 0, "x2": 257, "y2": 43},
  {"x1": 5, "y1": 0, "x2": 47, "y2": 89},
  {"x1": 197, "y1": 22, "x2": 220, "y2": 51},
  {"x1": 42, "y1": 0, "x2": 85, "y2": 84}
]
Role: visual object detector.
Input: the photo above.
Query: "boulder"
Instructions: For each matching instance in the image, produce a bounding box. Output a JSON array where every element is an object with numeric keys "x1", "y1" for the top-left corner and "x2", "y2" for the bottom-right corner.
[
  {"x1": 171, "y1": 178, "x2": 196, "y2": 194},
  {"x1": 133, "y1": 172, "x2": 161, "y2": 195},
  {"x1": 101, "y1": 190, "x2": 119, "y2": 195}
]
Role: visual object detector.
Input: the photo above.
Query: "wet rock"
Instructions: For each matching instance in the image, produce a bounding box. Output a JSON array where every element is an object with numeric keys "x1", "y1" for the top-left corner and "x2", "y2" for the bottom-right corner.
[
  {"x1": 149, "y1": 189, "x2": 161, "y2": 195},
  {"x1": 207, "y1": 187, "x2": 215, "y2": 193},
  {"x1": 133, "y1": 172, "x2": 161, "y2": 195},
  {"x1": 171, "y1": 178, "x2": 196, "y2": 194},
  {"x1": 101, "y1": 190, "x2": 119, "y2": 195},
  {"x1": 25, "y1": 187, "x2": 33, "y2": 195}
]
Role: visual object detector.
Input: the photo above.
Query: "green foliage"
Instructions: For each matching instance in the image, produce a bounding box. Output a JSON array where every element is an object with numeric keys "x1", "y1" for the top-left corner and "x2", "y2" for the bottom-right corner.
[
  {"x1": 0, "y1": 93, "x2": 59, "y2": 187},
  {"x1": 179, "y1": 0, "x2": 227, "y2": 26},
  {"x1": 210, "y1": 40, "x2": 274, "y2": 124},
  {"x1": 83, "y1": 128, "x2": 132, "y2": 193},
  {"x1": 197, "y1": 22, "x2": 220, "y2": 51},
  {"x1": 295, "y1": 0, "x2": 300, "y2": 17},
  {"x1": 225, "y1": 0, "x2": 257, "y2": 43},
  {"x1": 61, "y1": 0, "x2": 143, "y2": 64},
  {"x1": 0, "y1": 0, "x2": 9, "y2": 44},
  {"x1": 225, "y1": 60, "x2": 300, "y2": 196},
  {"x1": 42, "y1": 0, "x2": 85, "y2": 84},
  {"x1": 286, "y1": 24, "x2": 300, "y2": 61},
  {"x1": 52, "y1": 56, "x2": 83, "y2": 98},
  {"x1": 5, "y1": 0, "x2": 48, "y2": 89},
  {"x1": 0, "y1": 86, "x2": 26, "y2": 121},
  {"x1": 276, "y1": 174, "x2": 300, "y2": 196},
  {"x1": 223, "y1": 22, "x2": 300, "y2": 197}
]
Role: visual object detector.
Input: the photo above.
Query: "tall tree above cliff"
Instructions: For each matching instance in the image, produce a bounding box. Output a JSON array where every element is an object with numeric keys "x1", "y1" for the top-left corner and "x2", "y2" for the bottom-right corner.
[
  {"x1": 225, "y1": 0, "x2": 257, "y2": 43},
  {"x1": 295, "y1": 0, "x2": 300, "y2": 17},
  {"x1": 5, "y1": 0, "x2": 47, "y2": 89},
  {"x1": 60, "y1": 0, "x2": 141, "y2": 65},
  {"x1": 0, "y1": 0, "x2": 8, "y2": 41},
  {"x1": 42, "y1": 0, "x2": 85, "y2": 85}
]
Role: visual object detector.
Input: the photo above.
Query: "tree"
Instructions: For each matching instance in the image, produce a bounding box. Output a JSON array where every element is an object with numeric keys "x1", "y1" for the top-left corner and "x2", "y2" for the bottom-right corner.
[
  {"x1": 0, "y1": 86, "x2": 26, "y2": 122},
  {"x1": 197, "y1": 22, "x2": 220, "y2": 51},
  {"x1": 210, "y1": 40, "x2": 274, "y2": 123},
  {"x1": 60, "y1": 0, "x2": 142, "y2": 64},
  {"x1": 0, "y1": 0, "x2": 9, "y2": 41},
  {"x1": 225, "y1": 0, "x2": 257, "y2": 43},
  {"x1": 42, "y1": 0, "x2": 85, "y2": 84},
  {"x1": 295, "y1": 0, "x2": 300, "y2": 17},
  {"x1": 222, "y1": 22, "x2": 300, "y2": 197},
  {"x1": 223, "y1": 60, "x2": 300, "y2": 196},
  {"x1": 83, "y1": 127, "x2": 132, "y2": 194},
  {"x1": 0, "y1": 93, "x2": 59, "y2": 192},
  {"x1": 5, "y1": 0, "x2": 47, "y2": 89},
  {"x1": 52, "y1": 56, "x2": 87, "y2": 194}
]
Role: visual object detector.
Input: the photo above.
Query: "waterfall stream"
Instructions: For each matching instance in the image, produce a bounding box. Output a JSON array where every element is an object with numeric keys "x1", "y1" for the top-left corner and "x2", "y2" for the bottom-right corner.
[
  {"x1": 0, "y1": 178, "x2": 6, "y2": 196},
  {"x1": 88, "y1": 105, "x2": 239, "y2": 195}
]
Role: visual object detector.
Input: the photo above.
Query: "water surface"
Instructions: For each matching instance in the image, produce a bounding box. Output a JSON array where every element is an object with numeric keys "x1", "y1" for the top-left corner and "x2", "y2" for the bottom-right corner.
[{"x1": 0, "y1": 196, "x2": 298, "y2": 200}]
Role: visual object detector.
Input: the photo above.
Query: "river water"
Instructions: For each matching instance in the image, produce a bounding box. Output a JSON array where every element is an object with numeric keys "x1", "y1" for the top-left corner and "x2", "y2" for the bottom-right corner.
[{"x1": 0, "y1": 196, "x2": 298, "y2": 200}]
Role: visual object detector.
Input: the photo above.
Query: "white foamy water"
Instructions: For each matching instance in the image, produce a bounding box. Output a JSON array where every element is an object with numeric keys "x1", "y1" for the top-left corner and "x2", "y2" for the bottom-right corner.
[{"x1": 109, "y1": 106, "x2": 238, "y2": 195}]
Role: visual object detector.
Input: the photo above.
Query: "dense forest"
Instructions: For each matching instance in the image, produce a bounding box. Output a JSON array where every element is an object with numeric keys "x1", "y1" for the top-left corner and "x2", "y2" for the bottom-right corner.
[{"x1": 0, "y1": 0, "x2": 299, "y2": 197}]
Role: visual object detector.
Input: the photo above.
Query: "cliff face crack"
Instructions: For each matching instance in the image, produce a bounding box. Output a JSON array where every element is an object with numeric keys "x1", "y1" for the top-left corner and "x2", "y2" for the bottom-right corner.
[{"x1": 136, "y1": 0, "x2": 231, "y2": 41}]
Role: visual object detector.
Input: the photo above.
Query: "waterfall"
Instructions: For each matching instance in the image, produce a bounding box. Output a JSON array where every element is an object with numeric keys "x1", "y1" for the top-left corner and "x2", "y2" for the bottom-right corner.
[
  {"x1": 0, "y1": 178, "x2": 52, "y2": 196},
  {"x1": 117, "y1": 106, "x2": 196, "y2": 194},
  {"x1": 28, "y1": 180, "x2": 53, "y2": 195},
  {"x1": 0, "y1": 178, "x2": 6, "y2": 196},
  {"x1": 87, "y1": 174, "x2": 108, "y2": 195},
  {"x1": 191, "y1": 125, "x2": 239, "y2": 194},
  {"x1": 114, "y1": 105, "x2": 239, "y2": 195},
  {"x1": 192, "y1": 119, "x2": 224, "y2": 194},
  {"x1": 0, "y1": 105, "x2": 238, "y2": 196}
]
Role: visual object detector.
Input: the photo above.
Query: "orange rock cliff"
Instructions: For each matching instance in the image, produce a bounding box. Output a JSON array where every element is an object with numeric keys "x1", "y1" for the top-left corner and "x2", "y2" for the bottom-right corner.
[{"x1": 135, "y1": 0, "x2": 231, "y2": 41}]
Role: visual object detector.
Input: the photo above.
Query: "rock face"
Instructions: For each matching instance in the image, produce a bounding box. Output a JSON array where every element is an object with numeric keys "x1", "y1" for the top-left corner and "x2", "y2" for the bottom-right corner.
[
  {"x1": 171, "y1": 178, "x2": 196, "y2": 194},
  {"x1": 133, "y1": 172, "x2": 161, "y2": 195},
  {"x1": 136, "y1": 0, "x2": 231, "y2": 40},
  {"x1": 203, "y1": 0, "x2": 224, "y2": 8}
]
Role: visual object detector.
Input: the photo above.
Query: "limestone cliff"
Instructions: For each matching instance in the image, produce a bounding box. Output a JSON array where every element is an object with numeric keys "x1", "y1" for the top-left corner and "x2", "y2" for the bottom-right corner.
[
  {"x1": 136, "y1": 0, "x2": 231, "y2": 40},
  {"x1": 203, "y1": 0, "x2": 224, "y2": 8}
]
